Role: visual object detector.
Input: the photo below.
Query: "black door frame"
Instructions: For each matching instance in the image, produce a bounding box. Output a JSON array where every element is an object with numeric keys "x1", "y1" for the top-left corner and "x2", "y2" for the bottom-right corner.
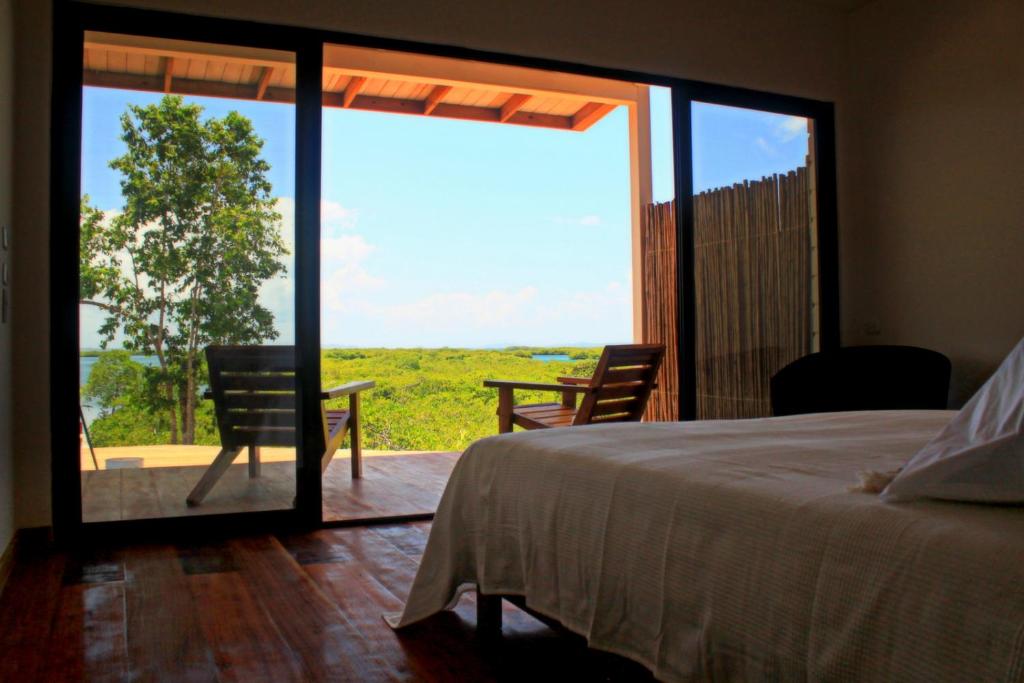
[{"x1": 51, "y1": 0, "x2": 840, "y2": 543}]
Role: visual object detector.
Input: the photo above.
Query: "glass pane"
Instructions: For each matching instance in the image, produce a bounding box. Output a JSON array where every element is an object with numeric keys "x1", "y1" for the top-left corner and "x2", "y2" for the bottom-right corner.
[
  {"x1": 79, "y1": 32, "x2": 298, "y2": 520},
  {"x1": 691, "y1": 101, "x2": 819, "y2": 419},
  {"x1": 319, "y1": 43, "x2": 654, "y2": 521},
  {"x1": 639, "y1": 85, "x2": 678, "y2": 420}
]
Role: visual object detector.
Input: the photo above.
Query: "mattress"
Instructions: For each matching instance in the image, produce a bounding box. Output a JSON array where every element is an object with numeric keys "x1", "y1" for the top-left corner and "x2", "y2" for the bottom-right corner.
[{"x1": 388, "y1": 411, "x2": 1024, "y2": 682}]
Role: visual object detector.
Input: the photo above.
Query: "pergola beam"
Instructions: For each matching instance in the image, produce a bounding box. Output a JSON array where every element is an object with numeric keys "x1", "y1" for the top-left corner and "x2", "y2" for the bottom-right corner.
[
  {"x1": 83, "y1": 70, "x2": 610, "y2": 133},
  {"x1": 255, "y1": 66, "x2": 273, "y2": 100},
  {"x1": 341, "y1": 76, "x2": 366, "y2": 108},
  {"x1": 571, "y1": 102, "x2": 617, "y2": 131},
  {"x1": 163, "y1": 57, "x2": 174, "y2": 93},
  {"x1": 423, "y1": 85, "x2": 452, "y2": 115},
  {"x1": 499, "y1": 94, "x2": 532, "y2": 123}
]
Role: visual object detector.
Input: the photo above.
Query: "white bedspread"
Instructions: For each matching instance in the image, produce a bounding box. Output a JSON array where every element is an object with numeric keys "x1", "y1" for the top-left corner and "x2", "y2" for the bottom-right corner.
[{"x1": 388, "y1": 411, "x2": 1024, "y2": 682}]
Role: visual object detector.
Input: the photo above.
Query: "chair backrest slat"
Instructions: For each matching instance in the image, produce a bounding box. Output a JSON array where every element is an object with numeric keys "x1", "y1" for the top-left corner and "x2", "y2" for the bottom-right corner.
[
  {"x1": 207, "y1": 345, "x2": 299, "y2": 448},
  {"x1": 574, "y1": 344, "x2": 665, "y2": 425}
]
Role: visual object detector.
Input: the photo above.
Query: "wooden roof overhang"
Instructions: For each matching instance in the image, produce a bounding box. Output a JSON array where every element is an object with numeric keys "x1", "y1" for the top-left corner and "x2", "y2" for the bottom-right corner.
[{"x1": 83, "y1": 33, "x2": 634, "y2": 132}]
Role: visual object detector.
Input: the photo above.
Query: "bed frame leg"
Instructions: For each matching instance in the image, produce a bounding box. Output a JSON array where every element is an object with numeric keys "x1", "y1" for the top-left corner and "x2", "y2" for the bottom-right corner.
[{"x1": 476, "y1": 592, "x2": 502, "y2": 638}]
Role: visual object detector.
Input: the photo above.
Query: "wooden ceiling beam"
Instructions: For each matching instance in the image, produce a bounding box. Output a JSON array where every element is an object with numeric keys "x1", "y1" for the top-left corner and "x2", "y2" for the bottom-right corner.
[
  {"x1": 322, "y1": 91, "x2": 572, "y2": 129},
  {"x1": 571, "y1": 102, "x2": 617, "y2": 131},
  {"x1": 83, "y1": 70, "x2": 595, "y2": 131},
  {"x1": 341, "y1": 76, "x2": 367, "y2": 108},
  {"x1": 423, "y1": 85, "x2": 452, "y2": 115},
  {"x1": 163, "y1": 57, "x2": 174, "y2": 93},
  {"x1": 499, "y1": 94, "x2": 532, "y2": 123},
  {"x1": 84, "y1": 70, "x2": 295, "y2": 104},
  {"x1": 255, "y1": 66, "x2": 273, "y2": 100}
]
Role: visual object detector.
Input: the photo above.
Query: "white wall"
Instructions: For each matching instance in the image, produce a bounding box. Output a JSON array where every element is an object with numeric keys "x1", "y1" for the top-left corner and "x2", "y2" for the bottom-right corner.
[
  {"x1": 839, "y1": 0, "x2": 1024, "y2": 404},
  {"x1": 0, "y1": 0, "x2": 15, "y2": 549},
  {"x1": 10, "y1": 0, "x2": 847, "y2": 528}
]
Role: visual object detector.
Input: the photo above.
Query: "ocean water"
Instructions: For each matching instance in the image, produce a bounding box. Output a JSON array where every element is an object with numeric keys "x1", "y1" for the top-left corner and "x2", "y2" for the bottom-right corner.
[{"x1": 531, "y1": 354, "x2": 572, "y2": 362}]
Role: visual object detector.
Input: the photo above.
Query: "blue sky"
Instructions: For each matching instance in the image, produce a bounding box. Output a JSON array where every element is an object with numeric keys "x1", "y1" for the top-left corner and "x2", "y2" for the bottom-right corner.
[{"x1": 80, "y1": 86, "x2": 808, "y2": 349}]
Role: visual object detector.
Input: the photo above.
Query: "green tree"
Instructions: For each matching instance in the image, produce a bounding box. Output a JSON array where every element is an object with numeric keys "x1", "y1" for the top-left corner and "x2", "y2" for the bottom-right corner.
[
  {"x1": 83, "y1": 350, "x2": 144, "y2": 417},
  {"x1": 80, "y1": 96, "x2": 287, "y2": 444}
]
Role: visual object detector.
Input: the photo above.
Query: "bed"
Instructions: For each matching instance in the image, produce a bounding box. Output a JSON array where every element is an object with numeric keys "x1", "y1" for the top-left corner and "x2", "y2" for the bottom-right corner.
[{"x1": 388, "y1": 410, "x2": 1024, "y2": 682}]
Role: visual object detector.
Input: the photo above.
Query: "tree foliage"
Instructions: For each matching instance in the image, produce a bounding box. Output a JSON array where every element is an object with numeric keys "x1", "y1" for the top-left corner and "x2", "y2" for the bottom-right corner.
[
  {"x1": 83, "y1": 350, "x2": 144, "y2": 417},
  {"x1": 80, "y1": 96, "x2": 287, "y2": 444},
  {"x1": 85, "y1": 347, "x2": 606, "y2": 452}
]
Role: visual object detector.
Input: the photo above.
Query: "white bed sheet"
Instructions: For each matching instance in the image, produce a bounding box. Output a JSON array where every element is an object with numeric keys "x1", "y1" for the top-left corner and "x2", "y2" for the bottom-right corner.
[{"x1": 389, "y1": 411, "x2": 1024, "y2": 682}]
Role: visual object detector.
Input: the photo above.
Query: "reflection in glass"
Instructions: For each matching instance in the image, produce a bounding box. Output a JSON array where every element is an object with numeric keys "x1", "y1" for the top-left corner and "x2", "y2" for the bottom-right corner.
[{"x1": 691, "y1": 102, "x2": 818, "y2": 419}]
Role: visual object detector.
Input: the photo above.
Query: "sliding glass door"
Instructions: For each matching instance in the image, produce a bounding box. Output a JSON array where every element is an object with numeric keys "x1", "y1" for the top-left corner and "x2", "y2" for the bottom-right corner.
[
  {"x1": 76, "y1": 31, "x2": 305, "y2": 522},
  {"x1": 675, "y1": 89, "x2": 837, "y2": 420},
  {"x1": 53, "y1": 3, "x2": 839, "y2": 539}
]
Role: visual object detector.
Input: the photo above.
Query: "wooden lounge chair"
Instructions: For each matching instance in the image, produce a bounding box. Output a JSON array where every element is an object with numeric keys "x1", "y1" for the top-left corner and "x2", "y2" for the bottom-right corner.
[
  {"x1": 186, "y1": 345, "x2": 373, "y2": 507},
  {"x1": 484, "y1": 343, "x2": 665, "y2": 433}
]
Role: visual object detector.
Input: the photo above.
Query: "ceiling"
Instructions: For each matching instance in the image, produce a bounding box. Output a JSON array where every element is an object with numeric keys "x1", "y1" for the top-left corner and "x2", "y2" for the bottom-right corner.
[{"x1": 793, "y1": 0, "x2": 876, "y2": 11}]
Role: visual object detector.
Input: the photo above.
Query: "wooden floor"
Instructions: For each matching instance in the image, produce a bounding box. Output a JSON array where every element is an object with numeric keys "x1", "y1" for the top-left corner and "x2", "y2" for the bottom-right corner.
[
  {"x1": 81, "y1": 452, "x2": 461, "y2": 523},
  {"x1": 0, "y1": 523, "x2": 654, "y2": 682}
]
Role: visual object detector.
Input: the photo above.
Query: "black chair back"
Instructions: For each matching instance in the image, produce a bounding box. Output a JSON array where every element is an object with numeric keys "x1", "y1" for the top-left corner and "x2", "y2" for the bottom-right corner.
[{"x1": 770, "y1": 345, "x2": 951, "y2": 416}]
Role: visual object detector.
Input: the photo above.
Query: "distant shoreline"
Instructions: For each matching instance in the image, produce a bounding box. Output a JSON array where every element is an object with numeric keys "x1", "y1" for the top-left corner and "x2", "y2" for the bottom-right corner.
[{"x1": 80, "y1": 344, "x2": 614, "y2": 356}]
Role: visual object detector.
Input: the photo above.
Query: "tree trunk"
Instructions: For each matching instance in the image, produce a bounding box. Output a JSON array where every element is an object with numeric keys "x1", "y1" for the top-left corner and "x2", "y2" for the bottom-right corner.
[
  {"x1": 177, "y1": 382, "x2": 195, "y2": 446},
  {"x1": 166, "y1": 383, "x2": 179, "y2": 444},
  {"x1": 183, "y1": 378, "x2": 196, "y2": 445}
]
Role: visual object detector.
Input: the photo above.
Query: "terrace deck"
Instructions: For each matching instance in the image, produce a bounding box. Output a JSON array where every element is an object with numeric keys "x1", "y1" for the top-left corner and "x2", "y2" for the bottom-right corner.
[{"x1": 81, "y1": 451, "x2": 461, "y2": 523}]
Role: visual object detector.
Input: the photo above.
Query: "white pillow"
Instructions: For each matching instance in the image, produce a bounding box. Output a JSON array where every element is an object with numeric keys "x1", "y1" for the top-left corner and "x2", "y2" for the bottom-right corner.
[{"x1": 881, "y1": 336, "x2": 1024, "y2": 503}]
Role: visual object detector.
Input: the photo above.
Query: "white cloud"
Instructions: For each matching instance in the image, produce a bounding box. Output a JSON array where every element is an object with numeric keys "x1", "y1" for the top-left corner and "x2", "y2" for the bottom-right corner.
[
  {"x1": 267, "y1": 197, "x2": 383, "y2": 317},
  {"x1": 321, "y1": 199, "x2": 358, "y2": 234},
  {"x1": 754, "y1": 136, "x2": 776, "y2": 156},
  {"x1": 322, "y1": 234, "x2": 374, "y2": 263},
  {"x1": 331, "y1": 281, "x2": 631, "y2": 343},
  {"x1": 321, "y1": 234, "x2": 385, "y2": 312},
  {"x1": 363, "y1": 287, "x2": 540, "y2": 332},
  {"x1": 273, "y1": 196, "x2": 358, "y2": 240},
  {"x1": 775, "y1": 115, "x2": 807, "y2": 143}
]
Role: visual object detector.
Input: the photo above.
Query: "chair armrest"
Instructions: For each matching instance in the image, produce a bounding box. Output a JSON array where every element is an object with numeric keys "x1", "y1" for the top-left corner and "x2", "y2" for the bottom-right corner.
[
  {"x1": 556, "y1": 376, "x2": 591, "y2": 386},
  {"x1": 321, "y1": 380, "x2": 375, "y2": 400},
  {"x1": 483, "y1": 379, "x2": 593, "y2": 393}
]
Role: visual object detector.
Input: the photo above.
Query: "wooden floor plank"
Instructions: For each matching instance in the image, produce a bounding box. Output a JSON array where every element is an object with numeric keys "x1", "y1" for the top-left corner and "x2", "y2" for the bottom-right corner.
[
  {"x1": 41, "y1": 582, "x2": 129, "y2": 682},
  {"x1": 0, "y1": 523, "x2": 656, "y2": 682},
  {"x1": 123, "y1": 545, "x2": 220, "y2": 682},
  {"x1": 229, "y1": 535, "x2": 402, "y2": 681},
  {"x1": 187, "y1": 570, "x2": 307, "y2": 682},
  {"x1": 0, "y1": 540, "x2": 67, "y2": 682}
]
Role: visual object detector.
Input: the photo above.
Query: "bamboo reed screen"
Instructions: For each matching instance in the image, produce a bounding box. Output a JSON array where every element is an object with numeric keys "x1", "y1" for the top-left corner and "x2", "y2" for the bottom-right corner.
[
  {"x1": 641, "y1": 200, "x2": 678, "y2": 422},
  {"x1": 640, "y1": 167, "x2": 814, "y2": 420}
]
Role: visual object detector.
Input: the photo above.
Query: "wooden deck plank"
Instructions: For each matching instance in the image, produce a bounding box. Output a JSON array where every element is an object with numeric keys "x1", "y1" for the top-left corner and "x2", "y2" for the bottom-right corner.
[
  {"x1": 81, "y1": 468, "x2": 123, "y2": 523},
  {"x1": 82, "y1": 452, "x2": 460, "y2": 523}
]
